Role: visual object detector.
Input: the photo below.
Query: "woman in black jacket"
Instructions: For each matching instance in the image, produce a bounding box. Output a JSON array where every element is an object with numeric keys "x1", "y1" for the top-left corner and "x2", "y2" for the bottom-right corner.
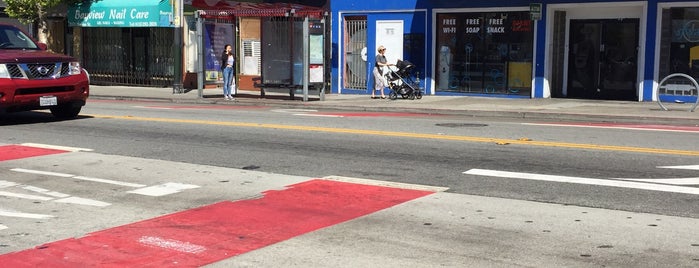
[{"x1": 220, "y1": 44, "x2": 236, "y2": 100}]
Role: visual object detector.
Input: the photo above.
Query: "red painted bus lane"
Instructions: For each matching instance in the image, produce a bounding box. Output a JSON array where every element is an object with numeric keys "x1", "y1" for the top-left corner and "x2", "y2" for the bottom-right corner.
[
  {"x1": 0, "y1": 145, "x2": 68, "y2": 161},
  {"x1": 0, "y1": 179, "x2": 434, "y2": 267}
]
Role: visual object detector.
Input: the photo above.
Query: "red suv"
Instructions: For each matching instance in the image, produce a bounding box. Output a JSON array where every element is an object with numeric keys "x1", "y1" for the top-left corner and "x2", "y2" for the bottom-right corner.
[{"x1": 0, "y1": 23, "x2": 89, "y2": 118}]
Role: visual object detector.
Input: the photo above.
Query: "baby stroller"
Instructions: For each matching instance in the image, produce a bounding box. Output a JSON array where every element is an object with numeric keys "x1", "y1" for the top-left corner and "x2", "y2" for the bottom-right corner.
[{"x1": 385, "y1": 60, "x2": 423, "y2": 100}]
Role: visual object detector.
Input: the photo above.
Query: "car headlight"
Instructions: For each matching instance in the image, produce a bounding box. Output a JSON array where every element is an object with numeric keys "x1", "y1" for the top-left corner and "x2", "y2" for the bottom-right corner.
[
  {"x1": 0, "y1": 64, "x2": 10, "y2": 78},
  {"x1": 69, "y1": 62, "x2": 81, "y2": 75}
]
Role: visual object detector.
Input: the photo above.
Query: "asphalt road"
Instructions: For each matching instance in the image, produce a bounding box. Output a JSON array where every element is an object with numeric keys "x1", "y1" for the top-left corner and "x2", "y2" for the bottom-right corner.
[
  {"x1": 1, "y1": 99, "x2": 698, "y2": 266},
  {"x1": 2, "y1": 100, "x2": 699, "y2": 217}
]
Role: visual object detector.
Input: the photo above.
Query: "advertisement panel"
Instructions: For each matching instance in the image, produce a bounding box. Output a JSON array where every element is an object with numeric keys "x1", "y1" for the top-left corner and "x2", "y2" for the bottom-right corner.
[{"x1": 203, "y1": 22, "x2": 235, "y2": 84}]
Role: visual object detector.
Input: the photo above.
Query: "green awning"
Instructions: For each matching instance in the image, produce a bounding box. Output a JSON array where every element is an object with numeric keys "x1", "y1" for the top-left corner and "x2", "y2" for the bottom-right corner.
[{"x1": 68, "y1": 0, "x2": 173, "y2": 27}]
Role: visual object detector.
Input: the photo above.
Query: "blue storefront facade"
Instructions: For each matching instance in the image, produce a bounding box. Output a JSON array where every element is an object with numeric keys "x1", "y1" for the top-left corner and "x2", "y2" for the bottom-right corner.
[{"x1": 331, "y1": 0, "x2": 699, "y2": 102}]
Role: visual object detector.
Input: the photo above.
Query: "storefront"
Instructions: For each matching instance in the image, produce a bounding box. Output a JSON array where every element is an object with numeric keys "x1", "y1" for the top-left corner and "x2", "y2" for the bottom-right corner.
[
  {"x1": 331, "y1": 0, "x2": 699, "y2": 102},
  {"x1": 337, "y1": 10, "x2": 428, "y2": 95},
  {"x1": 544, "y1": 2, "x2": 645, "y2": 101},
  {"x1": 657, "y1": 3, "x2": 699, "y2": 103},
  {"x1": 435, "y1": 9, "x2": 534, "y2": 97},
  {"x1": 67, "y1": 0, "x2": 176, "y2": 87}
]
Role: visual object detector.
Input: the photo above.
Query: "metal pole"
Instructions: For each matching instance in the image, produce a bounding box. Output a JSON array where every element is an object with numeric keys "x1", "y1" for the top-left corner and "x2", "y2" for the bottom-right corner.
[
  {"x1": 172, "y1": 0, "x2": 184, "y2": 94},
  {"x1": 303, "y1": 16, "x2": 309, "y2": 102},
  {"x1": 196, "y1": 11, "x2": 204, "y2": 98}
]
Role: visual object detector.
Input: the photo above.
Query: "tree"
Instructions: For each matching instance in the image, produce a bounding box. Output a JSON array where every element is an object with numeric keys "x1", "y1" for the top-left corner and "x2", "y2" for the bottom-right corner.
[{"x1": 4, "y1": 0, "x2": 83, "y2": 45}]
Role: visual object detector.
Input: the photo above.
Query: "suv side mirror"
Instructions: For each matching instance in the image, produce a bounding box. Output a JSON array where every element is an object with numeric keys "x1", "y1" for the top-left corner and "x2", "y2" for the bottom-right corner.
[{"x1": 37, "y1": 43, "x2": 48, "y2": 50}]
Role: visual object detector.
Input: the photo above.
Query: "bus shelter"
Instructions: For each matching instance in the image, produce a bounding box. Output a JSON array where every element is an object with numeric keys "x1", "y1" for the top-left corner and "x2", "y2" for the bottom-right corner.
[{"x1": 193, "y1": 2, "x2": 328, "y2": 101}]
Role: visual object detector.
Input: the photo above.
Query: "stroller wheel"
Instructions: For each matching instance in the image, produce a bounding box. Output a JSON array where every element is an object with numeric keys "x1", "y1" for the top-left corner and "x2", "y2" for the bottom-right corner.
[
  {"x1": 409, "y1": 93, "x2": 416, "y2": 100},
  {"x1": 416, "y1": 92, "x2": 423, "y2": 99},
  {"x1": 401, "y1": 94, "x2": 408, "y2": 99},
  {"x1": 389, "y1": 91, "x2": 398, "y2": 100}
]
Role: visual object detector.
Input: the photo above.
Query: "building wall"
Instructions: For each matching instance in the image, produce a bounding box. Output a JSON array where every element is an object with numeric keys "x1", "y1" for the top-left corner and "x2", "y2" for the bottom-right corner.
[{"x1": 331, "y1": 0, "x2": 699, "y2": 102}]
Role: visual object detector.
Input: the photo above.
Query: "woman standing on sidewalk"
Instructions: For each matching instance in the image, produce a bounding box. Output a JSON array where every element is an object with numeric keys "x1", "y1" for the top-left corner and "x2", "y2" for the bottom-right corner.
[
  {"x1": 220, "y1": 44, "x2": 236, "y2": 100},
  {"x1": 372, "y1": 45, "x2": 392, "y2": 99}
]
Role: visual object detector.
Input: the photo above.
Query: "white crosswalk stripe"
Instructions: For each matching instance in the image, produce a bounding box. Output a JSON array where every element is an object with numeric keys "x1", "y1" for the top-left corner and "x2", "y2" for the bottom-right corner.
[
  {"x1": 0, "y1": 209, "x2": 54, "y2": 219},
  {"x1": 658, "y1": 165, "x2": 699, "y2": 170},
  {"x1": 616, "y1": 177, "x2": 699, "y2": 185},
  {"x1": 128, "y1": 182, "x2": 201, "y2": 197},
  {"x1": 464, "y1": 168, "x2": 699, "y2": 195},
  {"x1": 11, "y1": 168, "x2": 146, "y2": 188}
]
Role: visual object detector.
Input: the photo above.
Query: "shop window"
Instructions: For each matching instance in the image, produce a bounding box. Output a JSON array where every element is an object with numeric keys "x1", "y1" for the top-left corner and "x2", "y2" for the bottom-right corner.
[
  {"x1": 659, "y1": 7, "x2": 699, "y2": 79},
  {"x1": 436, "y1": 11, "x2": 533, "y2": 95}
]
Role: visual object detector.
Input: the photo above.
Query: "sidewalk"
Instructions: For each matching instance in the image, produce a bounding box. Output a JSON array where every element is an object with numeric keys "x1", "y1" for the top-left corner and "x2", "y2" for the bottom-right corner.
[{"x1": 89, "y1": 85, "x2": 699, "y2": 125}]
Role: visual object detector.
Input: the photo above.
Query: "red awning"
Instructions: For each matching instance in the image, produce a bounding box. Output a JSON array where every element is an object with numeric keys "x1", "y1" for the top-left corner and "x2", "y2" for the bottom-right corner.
[{"x1": 191, "y1": 0, "x2": 325, "y2": 19}]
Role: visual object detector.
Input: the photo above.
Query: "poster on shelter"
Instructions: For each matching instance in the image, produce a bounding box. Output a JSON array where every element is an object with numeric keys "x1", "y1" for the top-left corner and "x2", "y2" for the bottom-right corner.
[
  {"x1": 204, "y1": 22, "x2": 234, "y2": 84},
  {"x1": 310, "y1": 34, "x2": 323, "y2": 65}
]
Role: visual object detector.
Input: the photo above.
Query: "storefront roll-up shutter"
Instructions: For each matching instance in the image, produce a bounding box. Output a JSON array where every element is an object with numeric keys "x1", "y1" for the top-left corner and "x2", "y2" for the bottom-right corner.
[{"x1": 68, "y1": 0, "x2": 176, "y2": 86}]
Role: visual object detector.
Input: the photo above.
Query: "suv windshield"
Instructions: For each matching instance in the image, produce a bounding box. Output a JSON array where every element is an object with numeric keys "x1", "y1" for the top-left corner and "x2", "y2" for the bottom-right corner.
[{"x1": 0, "y1": 25, "x2": 38, "y2": 50}]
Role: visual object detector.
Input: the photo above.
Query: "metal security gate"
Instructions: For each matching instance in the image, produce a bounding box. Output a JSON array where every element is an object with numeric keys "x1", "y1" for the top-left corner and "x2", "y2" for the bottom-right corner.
[
  {"x1": 82, "y1": 27, "x2": 174, "y2": 87},
  {"x1": 344, "y1": 16, "x2": 367, "y2": 89}
]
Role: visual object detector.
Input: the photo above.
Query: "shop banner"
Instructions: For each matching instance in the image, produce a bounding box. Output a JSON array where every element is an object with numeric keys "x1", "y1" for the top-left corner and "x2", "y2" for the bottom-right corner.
[{"x1": 68, "y1": 0, "x2": 173, "y2": 27}]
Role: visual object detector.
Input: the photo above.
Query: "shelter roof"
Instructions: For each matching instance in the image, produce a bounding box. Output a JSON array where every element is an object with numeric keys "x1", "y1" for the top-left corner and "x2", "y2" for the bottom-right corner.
[{"x1": 191, "y1": 0, "x2": 326, "y2": 18}]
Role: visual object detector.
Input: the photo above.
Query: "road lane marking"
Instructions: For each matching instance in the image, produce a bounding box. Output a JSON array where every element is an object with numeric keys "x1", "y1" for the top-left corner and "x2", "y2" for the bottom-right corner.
[
  {"x1": 0, "y1": 224, "x2": 7, "y2": 230},
  {"x1": 659, "y1": 165, "x2": 699, "y2": 170},
  {"x1": 0, "y1": 191, "x2": 53, "y2": 201},
  {"x1": 133, "y1": 106, "x2": 173, "y2": 110},
  {"x1": 616, "y1": 177, "x2": 699, "y2": 185},
  {"x1": 0, "y1": 183, "x2": 110, "y2": 207},
  {"x1": 0, "y1": 209, "x2": 53, "y2": 219},
  {"x1": 0, "y1": 180, "x2": 18, "y2": 188},
  {"x1": 11, "y1": 168, "x2": 146, "y2": 188},
  {"x1": 21, "y1": 185, "x2": 70, "y2": 198},
  {"x1": 271, "y1": 108, "x2": 318, "y2": 113},
  {"x1": 54, "y1": 197, "x2": 111, "y2": 207},
  {"x1": 323, "y1": 175, "x2": 449, "y2": 192},
  {"x1": 523, "y1": 122, "x2": 699, "y2": 133},
  {"x1": 20, "y1": 143, "x2": 93, "y2": 152},
  {"x1": 72, "y1": 176, "x2": 146, "y2": 188},
  {"x1": 127, "y1": 182, "x2": 200, "y2": 197},
  {"x1": 294, "y1": 113, "x2": 345, "y2": 117},
  {"x1": 11, "y1": 168, "x2": 195, "y2": 198},
  {"x1": 86, "y1": 114, "x2": 699, "y2": 156},
  {"x1": 11, "y1": 168, "x2": 73, "y2": 177},
  {"x1": 464, "y1": 168, "x2": 699, "y2": 195}
]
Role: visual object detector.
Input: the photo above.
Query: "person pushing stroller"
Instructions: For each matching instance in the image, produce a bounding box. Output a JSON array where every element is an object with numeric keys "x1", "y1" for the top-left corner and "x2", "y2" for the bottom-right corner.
[{"x1": 372, "y1": 45, "x2": 393, "y2": 99}]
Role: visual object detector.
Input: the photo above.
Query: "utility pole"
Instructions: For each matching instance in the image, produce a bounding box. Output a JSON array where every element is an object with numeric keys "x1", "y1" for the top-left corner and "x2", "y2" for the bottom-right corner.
[{"x1": 172, "y1": 0, "x2": 184, "y2": 94}]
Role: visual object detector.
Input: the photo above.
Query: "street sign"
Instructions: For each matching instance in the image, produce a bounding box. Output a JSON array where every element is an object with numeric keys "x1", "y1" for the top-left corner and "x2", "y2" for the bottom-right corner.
[{"x1": 530, "y1": 3, "x2": 542, "y2": 21}]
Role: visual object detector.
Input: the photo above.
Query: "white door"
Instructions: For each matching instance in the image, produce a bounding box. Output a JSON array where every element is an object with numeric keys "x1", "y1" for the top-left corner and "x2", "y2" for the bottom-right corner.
[{"x1": 376, "y1": 20, "x2": 404, "y2": 65}]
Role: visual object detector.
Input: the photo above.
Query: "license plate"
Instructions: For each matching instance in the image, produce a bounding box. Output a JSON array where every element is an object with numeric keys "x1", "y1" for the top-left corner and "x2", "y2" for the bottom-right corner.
[{"x1": 39, "y1": 96, "x2": 57, "y2": 106}]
